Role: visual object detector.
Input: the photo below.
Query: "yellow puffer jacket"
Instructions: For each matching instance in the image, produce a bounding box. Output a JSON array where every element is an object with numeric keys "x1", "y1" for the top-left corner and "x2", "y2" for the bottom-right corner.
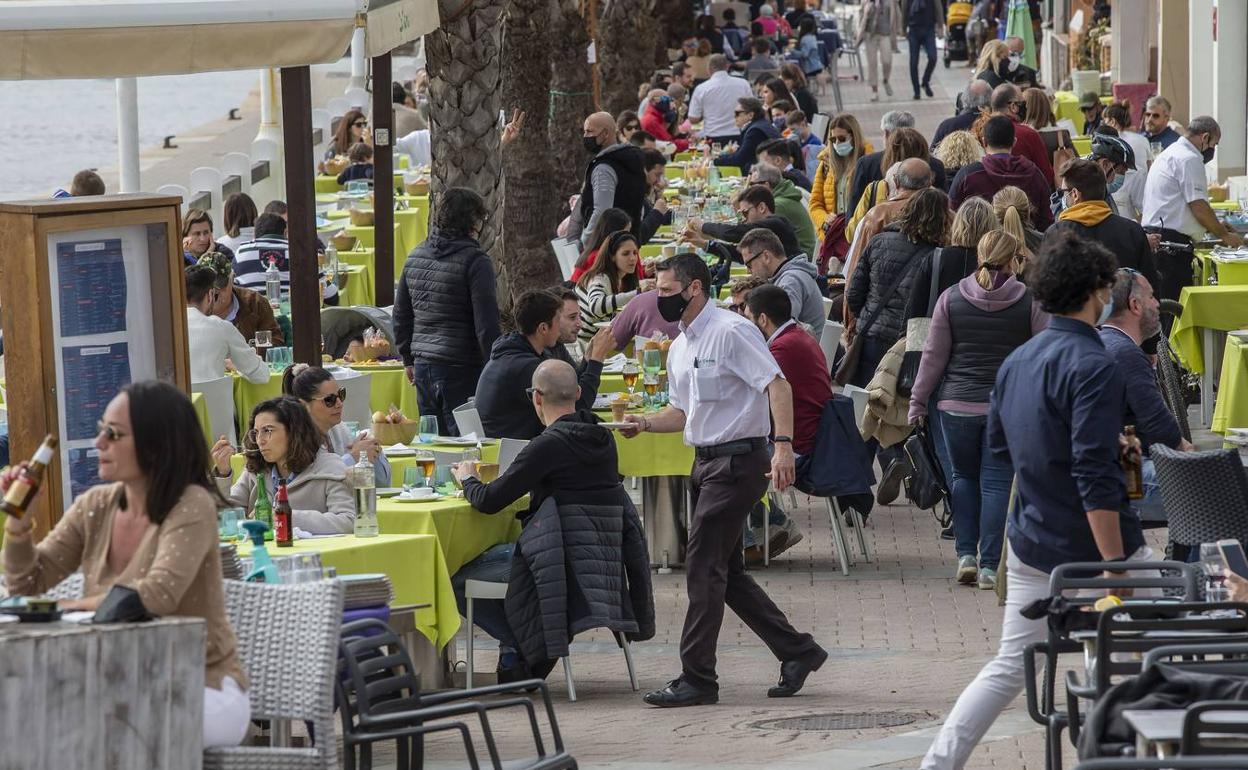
[{"x1": 809, "y1": 141, "x2": 874, "y2": 234}]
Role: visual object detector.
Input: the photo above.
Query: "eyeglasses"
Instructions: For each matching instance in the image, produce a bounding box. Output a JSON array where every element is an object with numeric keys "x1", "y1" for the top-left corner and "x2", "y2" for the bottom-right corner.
[
  {"x1": 96, "y1": 421, "x2": 129, "y2": 442},
  {"x1": 525, "y1": 387, "x2": 543, "y2": 400},
  {"x1": 736, "y1": 207, "x2": 754, "y2": 221},
  {"x1": 245, "y1": 426, "x2": 281, "y2": 444},
  {"x1": 310, "y1": 388, "x2": 347, "y2": 408},
  {"x1": 742, "y1": 250, "x2": 766, "y2": 268},
  {"x1": 727, "y1": 301, "x2": 745, "y2": 314},
  {"x1": 352, "y1": 121, "x2": 368, "y2": 128},
  {"x1": 733, "y1": 109, "x2": 748, "y2": 116}
]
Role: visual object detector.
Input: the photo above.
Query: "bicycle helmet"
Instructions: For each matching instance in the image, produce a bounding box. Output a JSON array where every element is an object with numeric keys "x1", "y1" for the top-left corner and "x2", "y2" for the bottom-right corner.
[{"x1": 1088, "y1": 132, "x2": 1134, "y2": 170}]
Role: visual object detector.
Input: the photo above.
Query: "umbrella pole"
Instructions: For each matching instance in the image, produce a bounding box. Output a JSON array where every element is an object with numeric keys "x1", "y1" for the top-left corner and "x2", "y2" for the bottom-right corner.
[{"x1": 280, "y1": 65, "x2": 322, "y2": 365}]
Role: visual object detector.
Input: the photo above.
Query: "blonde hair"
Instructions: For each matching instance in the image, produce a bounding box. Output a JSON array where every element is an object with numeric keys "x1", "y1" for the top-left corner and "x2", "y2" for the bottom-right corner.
[
  {"x1": 950, "y1": 197, "x2": 999, "y2": 249},
  {"x1": 976, "y1": 40, "x2": 1009, "y2": 76},
  {"x1": 992, "y1": 186, "x2": 1033, "y2": 253},
  {"x1": 974, "y1": 230, "x2": 1020, "y2": 289},
  {"x1": 935, "y1": 130, "x2": 985, "y2": 170}
]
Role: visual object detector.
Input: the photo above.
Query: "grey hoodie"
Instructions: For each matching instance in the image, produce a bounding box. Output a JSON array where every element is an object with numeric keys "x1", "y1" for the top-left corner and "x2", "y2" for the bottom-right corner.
[
  {"x1": 771, "y1": 256, "x2": 826, "y2": 340},
  {"x1": 217, "y1": 449, "x2": 356, "y2": 535}
]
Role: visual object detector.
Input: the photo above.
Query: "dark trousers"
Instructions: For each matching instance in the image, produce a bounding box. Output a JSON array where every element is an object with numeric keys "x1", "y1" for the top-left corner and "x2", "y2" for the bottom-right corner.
[
  {"x1": 907, "y1": 28, "x2": 937, "y2": 93},
  {"x1": 411, "y1": 360, "x2": 481, "y2": 436},
  {"x1": 680, "y1": 448, "x2": 819, "y2": 690}
]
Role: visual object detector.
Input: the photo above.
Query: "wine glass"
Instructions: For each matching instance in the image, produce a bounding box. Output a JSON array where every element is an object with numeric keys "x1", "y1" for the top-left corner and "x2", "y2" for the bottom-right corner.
[
  {"x1": 642, "y1": 374, "x2": 659, "y2": 411},
  {"x1": 417, "y1": 415, "x2": 438, "y2": 444},
  {"x1": 642, "y1": 347, "x2": 662, "y2": 376},
  {"x1": 414, "y1": 449, "x2": 435, "y2": 480},
  {"x1": 621, "y1": 360, "x2": 640, "y2": 400},
  {"x1": 1201, "y1": 543, "x2": 1229, "y2": 602}
]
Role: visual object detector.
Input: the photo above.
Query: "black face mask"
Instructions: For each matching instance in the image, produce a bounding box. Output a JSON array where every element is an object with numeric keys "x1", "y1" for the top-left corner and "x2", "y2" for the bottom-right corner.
[
  {"x1": 656, "y1": 289, "x2": 691, "y2": 323},
  {"x1": 583, "y1": 136, "x2": 602, "y2": 154},
  {"x1": 1202, "y1": 145, "x2": 1216, "y2": 164},
  {"x1": 1014, "y1": 101, "x2": 1028, "y2": 123}
]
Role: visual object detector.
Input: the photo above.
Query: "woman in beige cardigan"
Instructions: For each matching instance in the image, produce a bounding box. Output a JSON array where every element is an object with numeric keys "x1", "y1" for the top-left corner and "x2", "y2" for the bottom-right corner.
[
  {"x1": 212, "y1": 396, "x2": 355, "y2": 535},
  {"x1": 2, "y1": 381, "x2": 250, "y2": 747}
]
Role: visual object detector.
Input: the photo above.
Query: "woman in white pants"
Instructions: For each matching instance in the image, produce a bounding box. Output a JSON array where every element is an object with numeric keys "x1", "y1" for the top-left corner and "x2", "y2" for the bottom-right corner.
[{"x1": 857, "y1": 0, "x2": 901, "y2": 102}]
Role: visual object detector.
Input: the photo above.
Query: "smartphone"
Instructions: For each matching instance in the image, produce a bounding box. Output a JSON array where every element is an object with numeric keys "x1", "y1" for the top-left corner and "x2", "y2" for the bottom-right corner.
[{"x1": 1217, "y1": 539, "x2": 1248, "y2": 580}]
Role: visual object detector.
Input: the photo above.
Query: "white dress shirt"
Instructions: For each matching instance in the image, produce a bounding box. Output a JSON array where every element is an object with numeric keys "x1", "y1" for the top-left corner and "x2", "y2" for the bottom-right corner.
[
  {"x1": 688, "y1": 71, "x2": 754, "y2": 139},
  {"x1": 1112, "y1": 130, "x2": 1150, "y2": 221},
  {"x1": 187, "y1": 306, "x2": 269, "y2": 384},
  {"x1": 667, "y1": 300, "x2": 781, "y2": 447},
  {"x1": 1142, "y1": 135, "x2": 1209, "y2": 239}
]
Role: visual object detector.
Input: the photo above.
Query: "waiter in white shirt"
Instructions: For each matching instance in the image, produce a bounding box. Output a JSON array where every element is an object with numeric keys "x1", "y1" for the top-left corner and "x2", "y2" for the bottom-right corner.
[
  {"x1": 1142, "y1": 115, "x2": 1244, "y2": 301},
  {"x1": 620, "y1": 253, "x2": 827, "y2": 708},
  {"x1": 688, "y1": 54, "x2": 754, "y2": 146},
  {"x1": 185, "y1": 263, "x2": 269, "y2": 385}
]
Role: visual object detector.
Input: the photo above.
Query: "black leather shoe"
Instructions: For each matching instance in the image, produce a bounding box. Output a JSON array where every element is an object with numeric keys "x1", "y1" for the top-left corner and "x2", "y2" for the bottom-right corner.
[
  {"x1": 923, "y1": 83, "x2": 934, "y2": 97},
  {"x1": 768, "y1": 647, "x2": 828, "y2": 698},
  {"x1": 643, "y1": 678, "x2": 719, "y2": 707}
]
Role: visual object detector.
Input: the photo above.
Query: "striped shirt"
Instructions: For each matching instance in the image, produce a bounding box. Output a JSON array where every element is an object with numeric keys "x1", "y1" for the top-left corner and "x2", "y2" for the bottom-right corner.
[
  {"x1": 575, "y1": 273, "x2": 637, "y2": 343},
  {"x1": 233, "y1": 236, "x2": 338, "y2": 301}
]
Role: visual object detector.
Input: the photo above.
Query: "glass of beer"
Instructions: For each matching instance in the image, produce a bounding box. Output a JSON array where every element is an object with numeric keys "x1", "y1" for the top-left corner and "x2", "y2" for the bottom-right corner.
[
  {"x1": 622, "y1": 360, "x2": 640, "y2": 397},
  {"x1": 475, "y1": 461, "x2": 500, "y2": 482},
  {"x1": 642, "y1": 374, "x2": 659, "y2": 411},
  {"x1": 414, "y1": 450, "x2": 435, "y2": 479}
]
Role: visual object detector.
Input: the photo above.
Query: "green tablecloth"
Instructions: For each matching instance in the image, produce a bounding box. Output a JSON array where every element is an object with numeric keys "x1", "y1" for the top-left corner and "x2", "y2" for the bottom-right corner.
[
  {"x1": 192, "y1": 392, "x2": 212, "y2": 448},
  {"x1": 238, "y1": 533, "x2": 459, "y2": 648},
  {"x1": 314, "y1": 172, "x2": 406, "y2": 195},
  {"x1": 594, "y1": 409, "x2": 694, "y2": 477},
  {"x1": 350, "y1": 363, "x2": 420, "y2": 419},
  {"x1": 388, "y1": 440, "x2": 501, "y2": 480},
  {"x1": 340, "y1": 264, "x2": 374, "y2": 307},
  {"x1": 1053, "y1": 91, "x2": 1113, "y2": 136},
  {"x1": 376, "y1": 495, "x2": 524, "y2": 576},
  {"x1": 1168, "y1": 285, "x2": 1248, "y2": 374},
  {"x1": 1195, "y1": 250, "x2": 1248, "y2": 287},
  {"x1": 1212, "y1": 334, "x2": 1248, "y2": 435}
]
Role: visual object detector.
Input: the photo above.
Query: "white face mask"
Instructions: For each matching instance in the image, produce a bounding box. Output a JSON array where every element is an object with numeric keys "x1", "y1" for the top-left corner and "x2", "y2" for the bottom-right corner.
[
  {"x1": 833, "y1": 140, "x2": 854, "y2": 157},
  {"x1": 1007, "y1": 52, "x2": 1021, "y2": 72}
]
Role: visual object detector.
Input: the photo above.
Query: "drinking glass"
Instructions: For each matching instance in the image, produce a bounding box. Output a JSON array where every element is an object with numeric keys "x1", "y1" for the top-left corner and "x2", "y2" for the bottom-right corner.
[
  {"x1": 622, "y1": 360, "x2": 640, "y2": 399},
  {"x1": 414, "y1": 449, "x2": 436, "y2": 479},
  {"x1": 1201, "y1": 543, "x2": 1230, "y2": 602},
  {"x1": 432, "y1": 464, "x2": 454, "y2": 492},
  {"x1": 218, "y1": 507, "x2": 245, "y2": 540},
  {"x1": 417, "y1": 415, "x2": 438, "y2": 443},
  {"x1": 295, "y1": 553, "x2": 323, "y2": 583},
  {"x1": 403, "y1": 466, "x2": 424, "y2": 491},
  {"x1": 642, "y1": 374, "x2": 659, "y2": 411},
  {"x1": 343, "y1": 421, "x2": 360, "y2": 438},
  {"x1": 461, "y1": 447, "x2": 482, "y2": 465},
  {"x1": 642, "y1": 347, "x2": 662, "y2": 375},
  {"x1": 266, "y1": 347, "x2": 282, "y2": 371}
]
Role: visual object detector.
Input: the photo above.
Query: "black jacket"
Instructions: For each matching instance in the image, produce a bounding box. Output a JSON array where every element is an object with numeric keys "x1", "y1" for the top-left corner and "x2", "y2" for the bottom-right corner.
[
  {"x1": 904, "y1": 245, "x2": 978, "y2": 322},
  {"x1": 930, "y1": 109, "x2": 980, "y2": 151},
  {"x1": 638, "y1": 200, "x2": 672, "y2": 245},
  {"x1": 475, "y1": 333, "x2": 603, "y2": 440},
  {"x1": 848, "y1": 152, "x2": 947, "y2": 219},
  {"x1": 1046, "y1": 215, "x2": 1159, "y2": 292},
  {"x1": 462, "y1": 410, "x2": 621, "y2": 522},
  {"x1": 847, "y1": 227, "x2": 933, "y2": 344},
  {"x1": 503, "y1": 488, "x2": 655, "y2": 665},
  {"x1": 579, "y1": 144, "x2": 649, "y2": 238},
  {"x1": 703, "y1": 215, "x2": 800, "y2": 263},
  {"x1": 394, "y1": 228, "x2": 501, "y2": 368},
  {"x1": 715, "y1": 119, "x2": 780, "y2": 171}
]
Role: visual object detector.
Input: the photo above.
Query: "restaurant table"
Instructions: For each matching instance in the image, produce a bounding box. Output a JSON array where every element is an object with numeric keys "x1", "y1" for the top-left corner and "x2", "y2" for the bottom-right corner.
[
  {"x1": 314, "y1": 171, "x2": 406, "y2": 194},
  {"x1": 376, "y1": 494, "x2": 524, "y2": 575},
  {"x1": 192, "y1": 391, "x2": 212, "y2": 447},
  {"x1": 1196, "y1": 250, "x2": 1248, "y2": 287},
  {"x1": 1123, "y1": 707, "x2": 1248, "y2": 758},
  {"x1": 0, "y1": 616, "x2": 205, "y2": 769},
  {"x1": 340, "y1": 263, "x2": 374, "y2": 306},
  {"x1": 1213, "y1": 334, "x2": 1248, "y2": 436},
  {"x1": 232, "y1": 363, "x2": 420, "y2": 432},
  {"x1": 1168, "y1": 285, "x2": 1248, "y2": 426},
  {"x1": 1052, "y1": 91, "x2": 1114, "y2": 136},
  {"x1": 386, "y1": 439, "x2": 501, "y2": 478},
  {"x1": 237, "y1": 532, "x2": 460, "y2": 648}
]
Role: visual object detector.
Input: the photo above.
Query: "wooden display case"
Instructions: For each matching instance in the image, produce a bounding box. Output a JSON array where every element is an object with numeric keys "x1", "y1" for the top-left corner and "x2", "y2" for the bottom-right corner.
[{"x1": 0, "y1": 194, "x2": 188, "y2": 535}]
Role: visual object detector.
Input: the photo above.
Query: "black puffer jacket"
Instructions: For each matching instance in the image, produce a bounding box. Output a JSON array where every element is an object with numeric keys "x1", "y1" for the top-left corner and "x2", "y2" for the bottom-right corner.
[
  {"x1": 846, "y1": 226, "x2": 934, "y2": 345},
  {"x1": 504, "y1": 488, "x2": 655, "y2": 666},
  {"x1": 393, "y1": 228, "x2": 501, "y2": 368}
]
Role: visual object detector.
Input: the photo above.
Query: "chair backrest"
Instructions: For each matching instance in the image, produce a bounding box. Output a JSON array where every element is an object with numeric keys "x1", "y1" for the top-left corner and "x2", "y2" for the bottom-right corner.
[
  {"x1": 498, "y1": 438, "x2": 529, "y2": 474},
  {"x1": 1144, "y1": 642, "x2": 1248, "y2": 675},
  {"x1": 811, "y1": 113, "x2": 830, "y2": 145},
  {"x1": 1049, "y1": 560, "x2": 1198, "y2": 602},
  {"x1": 819, "y1": 321, "x2": 843, "y2": 373},
  {"x1": 221, "y1": 578, "x2": 344, "y2": 765},
  {"x1": 1153, "y1": 444, "x2": 1248, "y2": 547},
  {"x1": 189, "y1": 166, "x2": 225, "y2": 224},
  {"x1": 333, "y1": 369, "x2": 375, "y2": 428},
  {"x1": 452, "y1": 402, "x2": 485, "y2": 438},
  {"x1": 1072, "y1": 758, "x2": 1248, "y2": 769},
  {"x1": 550, "y1": 237, "x2": 580, "y2": 280},
  {"x1": 221, "y1": 152, "x2": 252, "y2": 195},
  {"x1": 1180, "y1": 701, "x2": 1248, "y2": 755},
  {"x1": 155, "y1": 183, "x2": 189, "y2": 210},
  {"x1": 192, "y1": 375, "x2": 237, "y2": 445},
  {"x1": 338, "y1": 619, "x2": 422, "y2": 722},
  {"x1": 840, "y1": 382, "x2": 869, "y2": 425}
]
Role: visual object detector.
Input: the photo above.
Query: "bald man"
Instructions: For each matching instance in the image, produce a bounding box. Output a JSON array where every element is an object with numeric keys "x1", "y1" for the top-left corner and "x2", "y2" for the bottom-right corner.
[
  {"x1": 1000, "y1": 36, "x2": 1039, "y2": 88},
  {"x1": 842, "y1": 157, "x2": 934, "y2": 311},
  {"x1": 571, "y1": 112, "x2": 649, "y2": 246},
  {"x1": 451, "y1": 358, "x2": 639, "y2": 681}
]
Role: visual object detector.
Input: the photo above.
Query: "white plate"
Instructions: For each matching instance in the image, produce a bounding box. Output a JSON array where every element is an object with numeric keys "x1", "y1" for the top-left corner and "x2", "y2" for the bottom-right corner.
[
  {"x1": 393, "y1": 492, "x2": 443, "y2": 503},
  {"x1": 376, "y1": 488, "x2": 403, "y2": 497},
  {"x1": 429, "y1": 436, "x2": 480, "y2": 446},
  {"x1": 383, "y1": 448, "x2": 416, "y2": 457}
]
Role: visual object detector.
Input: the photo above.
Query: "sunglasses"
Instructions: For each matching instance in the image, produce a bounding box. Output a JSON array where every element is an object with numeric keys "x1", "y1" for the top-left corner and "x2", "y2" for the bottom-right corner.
[
  {"x1": 96, "y1": 421, "x2": 129, "y2": 442},
  {"x1": 733, "y1": 109, "x2": 748, "y2": 116},
  {"x1": 310, "y1": 388, "x2": 347, "y2": 407},
  {"x1": 352, "y1": 121, "x2": 368, "y2": 128},
  {"x1": 743, "y1": 250, "x2": 766, "y2": 267}
]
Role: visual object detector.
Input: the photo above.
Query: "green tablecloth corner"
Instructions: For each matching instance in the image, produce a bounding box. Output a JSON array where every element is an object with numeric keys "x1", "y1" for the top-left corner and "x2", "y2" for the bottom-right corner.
[
  {"x1": 192, "y1": 392, "x2": 212, "y2": 448},
  {"x1": 1212, "y1": 335, "x2": 1248, "y2": 435},
  {"x1": 1168, "y1": 285, "x2": 1248, "y2": 375},
  {"x1": 376, "y1": 493, "x2": 525, "y2": 576}
]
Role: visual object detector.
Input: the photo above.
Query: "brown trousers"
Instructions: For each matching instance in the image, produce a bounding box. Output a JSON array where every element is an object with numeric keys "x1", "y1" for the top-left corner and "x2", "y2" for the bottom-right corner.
[{"x1": 679, "y1": 447, "x2": 820, "y2": 690}]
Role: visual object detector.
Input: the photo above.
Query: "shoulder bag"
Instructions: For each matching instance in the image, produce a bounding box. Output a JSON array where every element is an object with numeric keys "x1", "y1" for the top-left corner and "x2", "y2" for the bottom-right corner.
[
  {"x1": 897, "y1": 247, "x2": 944, "y2": 396},
  {"x1": 833, "y1": 244, "x2": 927, "y2": 387}
]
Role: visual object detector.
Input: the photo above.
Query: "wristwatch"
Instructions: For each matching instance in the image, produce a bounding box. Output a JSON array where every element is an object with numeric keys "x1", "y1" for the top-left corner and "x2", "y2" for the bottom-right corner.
[{"x1": 774, "y1": 436, "x2": 793, "y2": 444}]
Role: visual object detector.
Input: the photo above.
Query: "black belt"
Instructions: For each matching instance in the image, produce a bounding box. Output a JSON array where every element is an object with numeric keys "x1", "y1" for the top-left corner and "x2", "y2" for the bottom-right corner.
[
  {"x1": 1143, "y1": 226, "x2": 1194, "y2": 252},
  {"x1": 694, "y1": 436, "x2": 767, "y2": 460}
]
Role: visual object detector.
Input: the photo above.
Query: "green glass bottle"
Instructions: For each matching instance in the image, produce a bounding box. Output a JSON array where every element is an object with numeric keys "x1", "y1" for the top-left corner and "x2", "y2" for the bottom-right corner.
[{"x1": 253, "y1": 474, "x2": 273, "y2": 531}]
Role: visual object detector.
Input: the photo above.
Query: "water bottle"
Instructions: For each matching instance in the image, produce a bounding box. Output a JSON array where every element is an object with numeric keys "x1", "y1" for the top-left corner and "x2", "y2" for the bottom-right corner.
[
  {"x1": 351, "y1": 451, "x2": 378, "y2": 537},
  {"x1": 265, "y1": 257, "x2": 282, "y2": 306},
  {"x1": 325, "y1": 243, "x2": 339, "y2": 285}
]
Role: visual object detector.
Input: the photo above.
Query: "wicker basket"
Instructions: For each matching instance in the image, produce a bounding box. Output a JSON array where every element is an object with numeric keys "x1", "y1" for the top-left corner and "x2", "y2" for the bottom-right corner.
[
  {"x1": 324, "y1": 156, "x2": 350, "y2": 175},
  {"x1": 404, "y1": 179, "x2": 430, "y2": 196},
  {"x1": 372, "y1": 420, "x2": 418, "y2": 445},
  {"x1": 330, "y1": 232, "x2": 356, "y2": 251},
  {"x1": 349, "y1": 209, "x2": 375, "y2": 226}
]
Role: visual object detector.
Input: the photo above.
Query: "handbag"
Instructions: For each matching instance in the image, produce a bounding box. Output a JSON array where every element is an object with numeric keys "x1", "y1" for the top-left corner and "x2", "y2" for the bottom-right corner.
[
  {"x1": 833, "y1": 244, "x2": 927, "y2": 387},
  {"x1": 898, "y1": 247, "x2": 944, "y2": 396},
  {"x1": 817, "y1": 213, "x2": 849, "y2": 276},
  {"x1": 902, "y1": 422, "x2": 950, "y2": 513}
]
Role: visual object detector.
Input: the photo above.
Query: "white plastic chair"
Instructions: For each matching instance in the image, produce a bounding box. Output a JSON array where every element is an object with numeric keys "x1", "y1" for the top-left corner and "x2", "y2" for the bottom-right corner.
[
  {"x1": 550, "y1": 238, "x2": 580, "y2": 281},
  {"x1": 333, "y1": 369, "x2": 374, "y2": 428},
  {"x1": 221, "y1": 152, "x2": 252, "y2": 195},
  {"x1": 451, "y1": 401, "x2": 485, "y2": 438},
  {"x1": 189, "y1": 166, "x2": 225, "y2": 224},
  {"x1": 155, "y1": 184, "x2": 189, "y2": 210},
  {"x1": 463, "y1": 579, "x2": 638, "y2": 702},
  {"x1": 192, "y1": 376, "x2": 237, "y2": 445},
  {"x1": 819, "y1": 322, "x2": 843, "y2": 375},
  {"x1": 841, "y1": 382, "x2": 869, "y2": 426},
  {"x1": 497, "y1": 438, "x2": 529, "y2": 474}
]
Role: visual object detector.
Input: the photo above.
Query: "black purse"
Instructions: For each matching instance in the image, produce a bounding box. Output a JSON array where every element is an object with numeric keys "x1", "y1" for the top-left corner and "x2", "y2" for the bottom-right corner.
[
  {"x1": 902, "y1": 423, "x2": 951, "y2": 520},
  {"x1": 897, "y1": 247, "x2": 944, "y2": 397}
]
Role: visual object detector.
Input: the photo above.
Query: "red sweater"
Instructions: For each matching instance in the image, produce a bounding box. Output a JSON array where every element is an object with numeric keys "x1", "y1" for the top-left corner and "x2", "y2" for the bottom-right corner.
[
  {"x1": 1010, "y1": 118, "x2": 1054, "y2": 187},
  {"x1": 768, "y1": 322, "x2": 831, "y2": 456},
  {"x1": 640, "y1": 108, "x2": 690, "y2": 153}
]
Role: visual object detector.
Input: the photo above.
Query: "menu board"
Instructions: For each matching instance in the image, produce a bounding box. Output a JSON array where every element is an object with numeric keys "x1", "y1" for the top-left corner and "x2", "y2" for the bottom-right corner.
[{"x1": 46, "y1": 226, "x2": 159, "y2": 504}]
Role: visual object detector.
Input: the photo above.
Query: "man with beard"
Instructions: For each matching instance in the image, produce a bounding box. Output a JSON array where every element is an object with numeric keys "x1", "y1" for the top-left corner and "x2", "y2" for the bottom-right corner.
[{"x1": 1098, "y1": 268, "x2": 1193, "y2": 523}]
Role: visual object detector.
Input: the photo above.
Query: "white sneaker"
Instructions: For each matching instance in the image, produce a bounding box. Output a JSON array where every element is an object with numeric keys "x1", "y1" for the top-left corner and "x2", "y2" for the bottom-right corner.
[
  {"x1": 870, "y1": 89, "x2": 879, "y2": 102},
  {"x1": 956, "y1": 555, "x2": 978, "y2": 584},
  {"x1": 977, "y1": 568, "x2": 998, "y2": 591}
]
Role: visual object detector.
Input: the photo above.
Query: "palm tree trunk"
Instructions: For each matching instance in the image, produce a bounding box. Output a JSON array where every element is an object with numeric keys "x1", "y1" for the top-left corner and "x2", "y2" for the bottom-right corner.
[
  {"x1": 548, "y1": 0, "x2": 596, "y2": 207},
  {"x1": 598, "y1": 0, "x2": 662, "y2": 116},
  {"x1": 501, "y1": 0, "x2": 563, "y2": 298}
]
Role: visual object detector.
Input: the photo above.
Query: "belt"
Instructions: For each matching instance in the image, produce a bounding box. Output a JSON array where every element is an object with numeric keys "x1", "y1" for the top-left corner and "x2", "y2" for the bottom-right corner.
[
  {"x1": 1143, "y1": 226, "x2": 1194, "y2": 251},
  {"x1": 694, "y1": 436, "x2": 767, "y2": 460}
]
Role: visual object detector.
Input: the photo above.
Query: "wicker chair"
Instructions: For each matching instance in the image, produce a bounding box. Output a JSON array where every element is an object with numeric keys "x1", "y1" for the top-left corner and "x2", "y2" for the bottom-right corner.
[
  {"x1": 1152, "y1": 444, "x2": 1248, "y2": 562},
  {"x1": 204, "y1": 579, "x2": 345, "y2": 770}
]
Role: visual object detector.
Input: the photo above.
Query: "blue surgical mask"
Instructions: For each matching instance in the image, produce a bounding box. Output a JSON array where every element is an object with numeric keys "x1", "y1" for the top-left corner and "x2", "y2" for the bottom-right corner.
[
  {"x1": 1096, "y1": 291, "x2": 1114, "y2": 326},
  {"x1": 833, "y1": 141, "x2": 854, "y2": 157},
  {"x1": 1106, "y1": 173, "x2": 1125, "y2": 194}
]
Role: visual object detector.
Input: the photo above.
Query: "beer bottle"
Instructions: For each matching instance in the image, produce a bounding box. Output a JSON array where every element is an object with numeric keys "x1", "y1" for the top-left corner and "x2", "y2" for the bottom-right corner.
[
  {"x1": 273, "y1": 479, "x2": 294, "y2": 547},
  {"x1": 1122, "y1": 426, "x2": 1144, "y2": 500},
  {"x1": 2, "y1": 435, "x2": 58, "y2": 519},
  {"x1": 253, "y1": 474, "x2": 273, "y2": 530}
]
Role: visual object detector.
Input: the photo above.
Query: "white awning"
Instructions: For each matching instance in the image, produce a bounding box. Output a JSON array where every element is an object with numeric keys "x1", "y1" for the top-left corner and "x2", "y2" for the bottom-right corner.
[{"x1": 0, "y1": 0, "x2": 439, "y2": 79}]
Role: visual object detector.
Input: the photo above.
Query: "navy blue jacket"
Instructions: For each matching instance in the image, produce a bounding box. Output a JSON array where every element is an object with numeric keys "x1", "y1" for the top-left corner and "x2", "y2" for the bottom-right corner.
[
  {"x1": 715, "y1": 119, "x2": 779, "y2": 171},
  {"x1": 988, "y1": 315, "x2": 1144, "y2": 573},
  {"x1": 1098, "y1": 326, "x2": 1182, "y2": 453}
]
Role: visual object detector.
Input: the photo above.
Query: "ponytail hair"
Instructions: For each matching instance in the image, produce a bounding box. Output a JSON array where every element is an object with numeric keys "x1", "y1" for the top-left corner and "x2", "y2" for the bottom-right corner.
[
  {"x1": 281, "y1": 363, "x2": 334, "y2": 402},
  {"x1": 992, "y1": 186, "x2": 1033, "y2": 256},
  {"x1": 974, "y1": 231, "x2": 1020, "y2": 289},
  {"x1": 999, "y1": 205, "x2": 1026, "y2": 248}
]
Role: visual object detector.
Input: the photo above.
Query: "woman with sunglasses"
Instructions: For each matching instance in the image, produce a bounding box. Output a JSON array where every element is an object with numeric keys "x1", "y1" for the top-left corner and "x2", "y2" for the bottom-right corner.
[
  {"x1": 3, "y1": 381, "x2": 251, "y2": 747},
  {"x1": 212, "y1": 397, "x2": 355, "y2": 534},
  {"x1": 281, "y1": 363, "x2": 391, "y2": 487}
]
